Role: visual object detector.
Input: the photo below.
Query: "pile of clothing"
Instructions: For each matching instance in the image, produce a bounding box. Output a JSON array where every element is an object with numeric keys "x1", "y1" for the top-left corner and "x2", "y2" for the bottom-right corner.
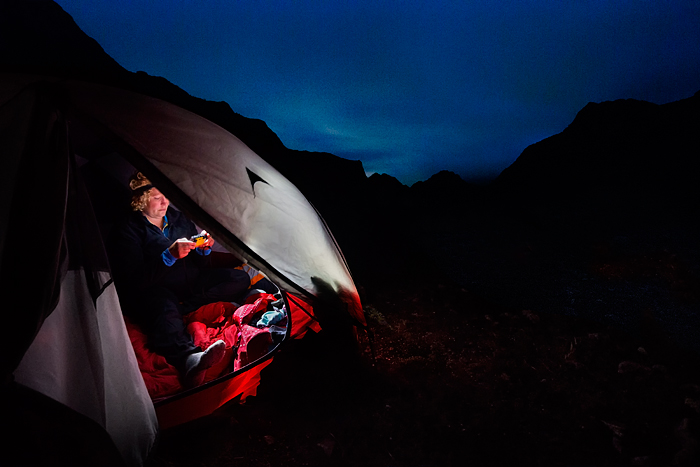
[{"x1": 126, "y1": 291, "x2": 287, "y2": 399}]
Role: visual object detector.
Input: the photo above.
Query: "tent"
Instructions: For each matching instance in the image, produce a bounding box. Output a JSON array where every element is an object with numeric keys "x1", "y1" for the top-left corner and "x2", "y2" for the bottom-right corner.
[{"x1": 0, "y1": 73, "x2": 365, "y2": 466}]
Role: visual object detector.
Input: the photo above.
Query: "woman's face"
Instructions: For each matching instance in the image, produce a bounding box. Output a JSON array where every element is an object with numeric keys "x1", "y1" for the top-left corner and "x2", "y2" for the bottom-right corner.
[{"x1": 142, "y1": 188, "x2": 170, "y2": 219}]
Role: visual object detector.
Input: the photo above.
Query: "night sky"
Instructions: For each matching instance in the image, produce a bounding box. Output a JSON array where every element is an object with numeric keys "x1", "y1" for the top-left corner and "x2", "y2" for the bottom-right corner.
[{"x1": 54, "y1": 0, "x2": 700, "y2": 185}]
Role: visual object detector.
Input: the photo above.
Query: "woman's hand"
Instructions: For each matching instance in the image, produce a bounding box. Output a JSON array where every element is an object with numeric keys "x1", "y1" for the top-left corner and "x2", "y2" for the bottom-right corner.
[
  {"x1": 169, "y1": 238, "x2": 197, "y2": 259},
  {"x1": 191, "y1": 230, "x2": 215, "y2": 250},
  {"x1": 200, "y1": 235, "x2": 215, "y2": 249}
]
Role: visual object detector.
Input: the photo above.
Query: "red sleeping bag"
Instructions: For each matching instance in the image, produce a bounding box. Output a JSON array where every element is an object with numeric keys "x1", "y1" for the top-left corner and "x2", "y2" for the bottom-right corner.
[{"x1": 126, "y1": 293, "x2": 278, "y2": 399}]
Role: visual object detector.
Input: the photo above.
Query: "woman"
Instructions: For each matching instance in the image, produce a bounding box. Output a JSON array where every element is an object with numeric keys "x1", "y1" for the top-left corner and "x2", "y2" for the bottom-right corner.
[{"x1": 109, "y1": 173, "x2": 252, "y2": 387}]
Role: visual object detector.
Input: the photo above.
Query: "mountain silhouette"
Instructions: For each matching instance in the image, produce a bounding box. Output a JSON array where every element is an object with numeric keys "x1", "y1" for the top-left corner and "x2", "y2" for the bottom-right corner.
[{"x1": 490, "y1": 94, "x2": 700, "y2": 232}]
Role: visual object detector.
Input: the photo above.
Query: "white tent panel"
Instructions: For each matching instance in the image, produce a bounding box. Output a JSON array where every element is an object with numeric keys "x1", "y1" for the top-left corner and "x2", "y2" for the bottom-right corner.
[
  {"x1": 68, "y1": 81, "x2": 358, "y2": 301},
  {"x1": 14, "y1": 270, "x2": 158, "y2": 467},
  {"x1": 99, "y1": 279, "x2": 160, "y2": 466}
]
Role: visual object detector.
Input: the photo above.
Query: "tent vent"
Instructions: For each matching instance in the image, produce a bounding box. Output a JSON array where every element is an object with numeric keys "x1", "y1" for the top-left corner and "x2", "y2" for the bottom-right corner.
[{"x1": 246, "y1": 168, "x2": 270, "y2": 197}]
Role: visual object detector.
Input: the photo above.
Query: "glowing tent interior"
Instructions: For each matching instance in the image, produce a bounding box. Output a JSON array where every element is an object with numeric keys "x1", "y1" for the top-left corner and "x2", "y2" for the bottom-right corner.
[{"x1": 0, "y1": 74, "x2": 365, "y2": 466}]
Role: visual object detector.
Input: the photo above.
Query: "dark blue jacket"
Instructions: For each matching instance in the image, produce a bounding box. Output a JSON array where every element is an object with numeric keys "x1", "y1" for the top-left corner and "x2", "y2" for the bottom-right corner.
[{"x1": 109, "y1": 207, "x2": 204, "y2": 313}]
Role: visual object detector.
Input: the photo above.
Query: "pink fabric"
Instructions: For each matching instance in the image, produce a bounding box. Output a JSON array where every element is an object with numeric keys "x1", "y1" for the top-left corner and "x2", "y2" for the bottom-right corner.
[
  {"x1": 229, "y1": 293, "x2": 276, "y2": 370},
  {"x1": 126, "y1": 295, "x2": 279, "y2": 399}
]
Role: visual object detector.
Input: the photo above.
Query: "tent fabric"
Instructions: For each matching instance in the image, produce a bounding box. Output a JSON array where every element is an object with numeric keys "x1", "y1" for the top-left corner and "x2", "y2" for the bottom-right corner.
[
  {"x1": 0, "y1": 79, "x2": 70, "y2": 379},
  {"x1": 155, "y1": 358, "x2": 275, "y2": 430},
  {"x1": 0, "y1": 79, "x2": 148, "y2": 466},
  {"x1": 14, "y1": 272, "x2": 158, "y2": 467},
  {"x1": 287, "y1": 293, "x2": 323, "y2": 339},
  {"x1": 65, "y1": 81, "x2": 364, "y2": 326},
  {"x1": 1, "y1": 78, "x2": 158, "y2": 466},
  {"x1": 1, "y1": 74, "x2": 364, "y2": 466}
]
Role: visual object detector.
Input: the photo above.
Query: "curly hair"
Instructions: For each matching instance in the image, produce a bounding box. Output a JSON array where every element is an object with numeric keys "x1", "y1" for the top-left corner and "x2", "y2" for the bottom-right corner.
[{"x1": 129, "y1": 172, "x2": 154, "y2": 211}]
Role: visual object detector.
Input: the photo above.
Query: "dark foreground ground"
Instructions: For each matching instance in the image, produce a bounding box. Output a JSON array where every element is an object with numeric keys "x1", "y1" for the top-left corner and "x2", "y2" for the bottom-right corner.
[{"x1": 146, "y1": 221, "x2": 700, "y2": 467}]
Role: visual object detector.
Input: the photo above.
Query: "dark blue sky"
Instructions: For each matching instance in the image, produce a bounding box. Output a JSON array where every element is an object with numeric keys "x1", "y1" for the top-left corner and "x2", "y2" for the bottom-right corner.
[{"x1": 55, "y1": 0, "x2": 700, "y2": 185}]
